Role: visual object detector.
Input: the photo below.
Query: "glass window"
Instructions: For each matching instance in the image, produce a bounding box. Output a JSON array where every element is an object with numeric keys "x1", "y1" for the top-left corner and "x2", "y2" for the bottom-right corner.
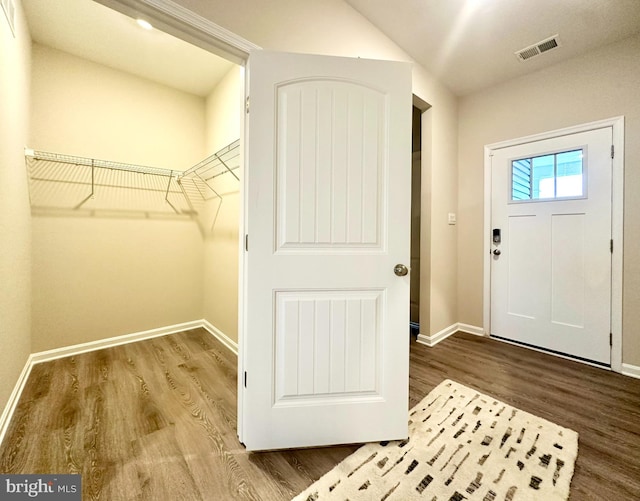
[{"x1": 511, "y1": 149, "x2": 584, "y2": 201}]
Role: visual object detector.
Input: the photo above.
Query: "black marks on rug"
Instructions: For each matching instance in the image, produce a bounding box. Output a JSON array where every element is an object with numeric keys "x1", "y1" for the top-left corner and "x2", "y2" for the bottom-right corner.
[
  {"x1": 427, "y1": 444, "x2": 446, "y2": 466},
  {"x1": 492, "y1": 468, "x2": 505, "y2": 484},
  {"x1": 377, "y1": 456, "x2": 388, "y2": 468},
  {"x1": 464, "y1": 394, "x2": 480, "y2": 409},
  {"x1": 347, "y1": 452, "x2": 377, "y2": 477},
  {"x1": 500, "y1": 427, "x2": 512, "y2": 448},
  {"x1": 539, "y1": 453, "x2": 552, "y2": 468},
  {"x1": 422, "y1": 414, "x2": 432, "y2": 422},
  {"x1": 453, "y1": 423, "x2": 468, "y2": 439},
  {"x1": 508, "y1": 409, "x2": 517, "y2": 421},
  {"x1": 490, "y1": 420, "x2": 497, "y2": 429},
  {"x1": 505, "y1": 486, "x2": 518, "y2": 500},
  {"x1": 480, "y1": 435, "x2": 493, "y2": 446},
  {"x1": 478, "y1": 452, "x2": 491, "y2": 466},
  {"x1": 405, "y1": 459, "x2": 419, "y2": 474},
  {"x1": 415, "y1": 474, "x2": 433, "y2": 494},
  {"x1": 380, "y1": 481, "x2": 400, "y2": 501},
  {"x1": 440, "y1": 444, "x2": 464, "y2": 471},
  {"x1": 438, "y1": 406, "x2": 458, "y2": 425},
  {"x1": 358, "y1": 480, "x2": 371, "y2": 490},
  {"x1": 482, "y1": 489, "x2": 496, "y2": 501},
  {"x1": 466, "y1": 472, "x2": 483, "y2": 494},
  {"x1": 445, "y1": 451, "x2": 470, "y2": 486},
  {"x1": 473, "y1": 406, "x2": 482, "y2": 415},
  {"x1": 398, "y1": 438, "x2": 409, "y2": 448},
  {"x1": 381, "y1": 449, "x2": 412, "y2": 477},
  {"x1": 495, "y1": 406, "x2": 506, "y2": 417},
  {"x1": 328, "y1": 479, "x2": 340, "y2": 492},
  {"x1": 472, "y1": 420, "x2": 482, "y2": 433},
  {"x1": 380, "y1": 441, "x2": 389, "y2": 446},
  {"x1": 529, "y1": 476, "x2": 543, "y2": 490},
  {"x1": 449, "y1": 491, "x2": 467, "y2": 501},
  {"x1": 517, "y1": 427, "x2": 525, "y2": 444},
  {"x1": 553, "y1": 459, "x2": 565, "y2": 486},
  {"x1": 504, "y1": 446, "x2": 516, "y2": 458},
  {"x1": 517, "y1": 460, "x2": 525, "y2": 471},
  {"x1": 526, "y1": 433, "x2": 540, "y2": 459},
  {"x1": 553, "y1": 442, "x2": 564, "y2": 450},
  {"x1": 452, "y1": 412, "x2": 465, "y2": 426},
  {"x1": 304, "y1": 492, "x2": 319, "y2": 501},
  {"x1": 428, "y1": 428, "x2": 445, "y2": 446}
]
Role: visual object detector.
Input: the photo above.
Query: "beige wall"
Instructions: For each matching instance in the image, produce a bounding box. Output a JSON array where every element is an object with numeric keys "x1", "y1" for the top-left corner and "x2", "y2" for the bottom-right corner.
[
  {"x1": 175, "y1": 0, "x2": 460, "y2": 337},
  {"x1": 29, "y1": 44, "x2": 207, "y2": 351},
  {"x1": 202, "y1": 67, "x2": 242, "y2": 341},
  {"x1": 30, "y1": 44, "x2": 206, "y2": 168},
  {"x1": 0, "y1": 0, "x2": 32, "y2": 409},
  {"x1": 457, "y1": 34, "x2": 640, "y2": 366}
]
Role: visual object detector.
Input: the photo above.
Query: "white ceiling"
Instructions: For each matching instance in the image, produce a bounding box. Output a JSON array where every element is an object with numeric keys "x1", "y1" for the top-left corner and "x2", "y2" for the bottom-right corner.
[
  {"x1": 22, "y1": 0, "x2": 234, "y2": 97},
  {"x1": 346, "y1": 0, "x2": 640, "y2": 96},
  {"x1": 22, "y1": 0, "x2": 640, "y2": 98}
]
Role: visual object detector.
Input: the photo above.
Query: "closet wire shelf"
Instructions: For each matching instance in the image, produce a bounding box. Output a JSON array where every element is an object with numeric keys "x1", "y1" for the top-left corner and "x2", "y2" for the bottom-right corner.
[{"x1": 25, "y1": 139, "x2": 240, "y2": 220}]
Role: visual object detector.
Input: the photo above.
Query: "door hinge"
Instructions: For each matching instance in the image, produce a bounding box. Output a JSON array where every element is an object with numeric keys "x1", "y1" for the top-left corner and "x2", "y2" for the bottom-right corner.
[
  {"x1": 610, "y1": 332, "x2": 613, "y2": 346},
  {"x1": 245, "y1": 234, "x2": 249, "y2": 251},
  {"x1": 246, "y1": 96, "x2": 250, "y2": 114},
  {"x1": 244, "y1": 371, "x2": 247, "y2": 388},
  {"x1": 611, "y1": 145, "x2": 614, "y2": 159},
  {"x1": 610, "y1": 239, "x2": 613, "y2": 254}
]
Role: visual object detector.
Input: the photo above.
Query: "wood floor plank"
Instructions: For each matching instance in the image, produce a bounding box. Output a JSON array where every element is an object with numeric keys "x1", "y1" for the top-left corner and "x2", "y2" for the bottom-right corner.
[{"x1": 1, "y1": 328, "x2": 639, "y2": 500}]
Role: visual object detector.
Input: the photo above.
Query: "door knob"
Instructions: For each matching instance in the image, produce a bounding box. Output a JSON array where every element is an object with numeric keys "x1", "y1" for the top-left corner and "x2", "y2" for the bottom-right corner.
[
  {"x1": 394, "y1": 264, "x2": 409, "y2": 276},
  {"x1": 493, "y1": 249, "x2": 501, "y2": 256}
]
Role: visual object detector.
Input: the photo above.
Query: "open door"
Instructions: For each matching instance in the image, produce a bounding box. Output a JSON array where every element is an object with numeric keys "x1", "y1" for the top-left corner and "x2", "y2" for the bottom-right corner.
[{"x1": 241, "y1": 50, "x2": 412, "y2": 451}]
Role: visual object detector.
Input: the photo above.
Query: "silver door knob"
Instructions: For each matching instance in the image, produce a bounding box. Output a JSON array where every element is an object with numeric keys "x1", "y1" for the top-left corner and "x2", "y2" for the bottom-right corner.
[
  {"x1": 394, "y1": 264, "x2": 409, "y2": 276},
  {"x1": 493, "y1": 249, "x2": 501, "y2": 256}
]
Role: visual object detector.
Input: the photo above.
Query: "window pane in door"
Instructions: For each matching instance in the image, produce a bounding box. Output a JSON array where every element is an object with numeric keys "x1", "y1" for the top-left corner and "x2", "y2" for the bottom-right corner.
[
  {"x1": 532, "y1": 154, "x2": 555, "y2": 199},
  {"x1": 511, "y1": 148, "x2": 584, "y2": 202},
  {"x1": 556, "y1": 150, "x2": 583, "y2": 197}
]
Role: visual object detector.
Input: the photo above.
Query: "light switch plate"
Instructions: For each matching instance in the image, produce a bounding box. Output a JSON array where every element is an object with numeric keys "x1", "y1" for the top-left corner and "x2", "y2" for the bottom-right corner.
[{"x1": 448, "y1": 213, "x2": 457, "y2": 225}]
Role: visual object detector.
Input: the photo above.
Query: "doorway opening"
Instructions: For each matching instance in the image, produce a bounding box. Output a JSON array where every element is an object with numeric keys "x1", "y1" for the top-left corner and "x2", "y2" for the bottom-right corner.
[{"x1": 410, "y1": 105, "x2": 421, "y2": 339}]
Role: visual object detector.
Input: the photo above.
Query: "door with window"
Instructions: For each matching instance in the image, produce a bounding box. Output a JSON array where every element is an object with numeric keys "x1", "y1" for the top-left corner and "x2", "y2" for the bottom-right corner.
[{"x1": 490, "y1": 127, "x2": 612, "y2": 365}]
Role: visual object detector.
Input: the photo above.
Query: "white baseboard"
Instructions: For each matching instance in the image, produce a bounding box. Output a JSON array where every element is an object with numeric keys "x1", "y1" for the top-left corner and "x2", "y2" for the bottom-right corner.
[
  {"x1": 30, "y1": 320, "x2": 204, "y2": 365},
  {"x1": 622, "y1": 363, "x2": 640, "y2": 380},
  {"x1": 0, "y1": 357, "x2": 34, "y2": 448},
  {"x1": 417, "y1": 323, "x2": 485, "y2": 347},
  {"x1": 201, "y1": 319, "x2": 238, "y2": 356},
  {"x1": 0, "y1": 319, "x2": 237, "y2": 447},
  {"x1": 458, "y1": 323, "x2": 486, "y2": 337}
]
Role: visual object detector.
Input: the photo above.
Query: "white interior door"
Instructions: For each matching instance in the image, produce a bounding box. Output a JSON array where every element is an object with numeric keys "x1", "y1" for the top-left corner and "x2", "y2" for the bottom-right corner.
[
  {"x1": 490, "y1": 127, "x2": 612, "y2": 365},
  {"x1": 241, "y1": 51, "x2": 412, "y2": 451}
]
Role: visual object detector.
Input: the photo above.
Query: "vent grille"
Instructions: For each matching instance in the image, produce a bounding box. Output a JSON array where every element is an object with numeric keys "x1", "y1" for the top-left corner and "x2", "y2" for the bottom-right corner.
[{"x1": 515, "y1": 35, "x2": 561, "y2": 61}]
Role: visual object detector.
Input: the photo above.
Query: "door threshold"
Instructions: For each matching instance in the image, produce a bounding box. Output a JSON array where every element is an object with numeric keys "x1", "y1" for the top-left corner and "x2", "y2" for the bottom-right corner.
[{"x1": 490, "y1": 334, "x2": 611, "y2": 369}]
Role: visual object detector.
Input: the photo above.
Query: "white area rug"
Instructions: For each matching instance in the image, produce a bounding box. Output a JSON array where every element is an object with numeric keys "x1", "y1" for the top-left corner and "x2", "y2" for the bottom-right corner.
[{"x1": 293, "y1": 379, "x2": 578, "y2": 500}]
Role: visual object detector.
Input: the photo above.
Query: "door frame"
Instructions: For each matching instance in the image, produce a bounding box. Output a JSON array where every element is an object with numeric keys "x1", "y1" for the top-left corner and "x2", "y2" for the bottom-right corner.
[{"x1": 483, "y1": 117, "x2": 624, "y2": 373}]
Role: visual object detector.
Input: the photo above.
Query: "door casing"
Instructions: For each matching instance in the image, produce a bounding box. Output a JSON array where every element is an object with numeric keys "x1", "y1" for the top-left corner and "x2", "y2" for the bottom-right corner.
[{"x1": 483, "y1": 117, "x2": 625, "y2": 373}]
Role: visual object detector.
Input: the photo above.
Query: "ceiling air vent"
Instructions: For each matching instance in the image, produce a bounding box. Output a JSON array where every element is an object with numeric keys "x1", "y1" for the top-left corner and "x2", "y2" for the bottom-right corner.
[{"x1": 515, "y1": 35, "x2": 561, "y2": 62}]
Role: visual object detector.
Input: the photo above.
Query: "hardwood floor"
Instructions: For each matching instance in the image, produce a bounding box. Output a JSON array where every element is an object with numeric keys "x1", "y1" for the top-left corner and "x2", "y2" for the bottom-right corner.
[{"x1": 1, "y1": 329, "x2": 639, "y2": 500}]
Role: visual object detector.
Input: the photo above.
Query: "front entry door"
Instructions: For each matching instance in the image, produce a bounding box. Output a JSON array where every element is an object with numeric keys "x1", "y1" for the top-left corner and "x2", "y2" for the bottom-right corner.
[
  {"x1": 490, "y1": 127, "x2": 612, "y2": 365},
  {"x1": 241, "y1": 51, "x2": 412, "y2": 450}
]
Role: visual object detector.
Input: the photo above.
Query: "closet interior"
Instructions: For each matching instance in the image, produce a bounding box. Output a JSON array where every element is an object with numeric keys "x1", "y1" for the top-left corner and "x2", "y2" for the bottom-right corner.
[{"x1": 24, "y1": 0, "x2": 243, "y2": 352}]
